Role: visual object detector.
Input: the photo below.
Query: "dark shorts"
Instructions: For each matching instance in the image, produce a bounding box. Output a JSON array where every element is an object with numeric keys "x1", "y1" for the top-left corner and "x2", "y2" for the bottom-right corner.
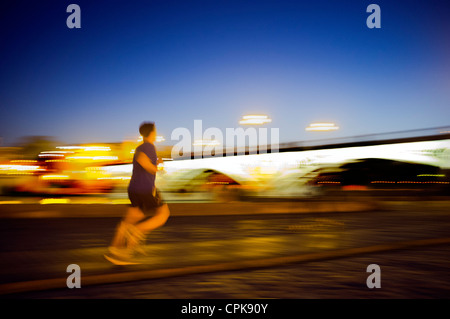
[{"x1": 128, "y1": 188, "x2": 165, "y2": 214}]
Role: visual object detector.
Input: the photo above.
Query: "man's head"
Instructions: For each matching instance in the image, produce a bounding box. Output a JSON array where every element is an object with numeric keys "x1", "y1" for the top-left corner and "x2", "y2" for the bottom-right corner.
[{"x1": 139, "y1": 122, "x2": 157, "y2": 143}]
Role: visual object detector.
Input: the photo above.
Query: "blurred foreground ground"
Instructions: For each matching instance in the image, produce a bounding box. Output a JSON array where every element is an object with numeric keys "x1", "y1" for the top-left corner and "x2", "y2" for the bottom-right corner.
[
  {"x1": 15, "y1": 245, "x2": 449, "y2": 299},
  {"x1": 0, "y1": 199, "x2": 449, "y2": 298}
]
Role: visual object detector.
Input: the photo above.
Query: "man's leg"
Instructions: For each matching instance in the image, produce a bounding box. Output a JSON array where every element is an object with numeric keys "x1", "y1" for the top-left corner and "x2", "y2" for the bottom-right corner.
[
  {"x1": 110, "y1": 206, "x2": 145, "y2": 248},
  {"x1": 135, "y1": 203, "x2": 170, "y2": 234},
  {"x1": 123, "y1": 203, "x2": 170, "y2": 252}
]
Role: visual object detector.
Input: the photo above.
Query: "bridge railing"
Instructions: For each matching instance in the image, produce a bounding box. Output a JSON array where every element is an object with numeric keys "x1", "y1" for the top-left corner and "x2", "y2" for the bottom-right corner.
[
  {"x1": 173, "y1": 126, "x2": 450, "y2": 160},
  {"x1": 283, "y1": 126, "x2": 450, "y2": 149}
]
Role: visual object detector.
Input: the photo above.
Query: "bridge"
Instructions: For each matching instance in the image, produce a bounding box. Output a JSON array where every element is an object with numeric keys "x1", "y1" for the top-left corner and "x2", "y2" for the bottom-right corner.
[{"x1": 101, "y1": 126, "x2": 450, "y2": 199}]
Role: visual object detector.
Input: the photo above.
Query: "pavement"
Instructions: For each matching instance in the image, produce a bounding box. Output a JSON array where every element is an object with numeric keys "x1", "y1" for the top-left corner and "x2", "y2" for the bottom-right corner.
[
  {"x1": 1, "y1": 196, "x2": 450, "y2": 219},
  {"x1": 1, "y1": 198, "x2": 450, "y2": 297},
  {"x1": 0, "y1": 200, "x2": 380, "y2": 218},
  {"x1": 2, "y1": 236, "x2": 450, "y2": 296}
]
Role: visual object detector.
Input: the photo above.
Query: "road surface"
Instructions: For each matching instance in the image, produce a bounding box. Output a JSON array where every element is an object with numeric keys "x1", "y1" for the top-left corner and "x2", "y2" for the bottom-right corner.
[{"x1": 0, "y1": 202, "x2": 449, "y2": 298}]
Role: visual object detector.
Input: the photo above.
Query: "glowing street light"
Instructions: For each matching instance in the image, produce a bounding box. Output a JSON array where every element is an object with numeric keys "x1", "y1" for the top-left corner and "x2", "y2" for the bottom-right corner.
[
  {"x1": 156, "y1": 136, "x2": 165, "y2": 143},
  {"x1": 137, "y1": 136, "x2": 165, "y2": 143},
  {"x1": 305, "y1": 122, "x2": 339, "y2": 131},
  {"x1": 239, "y1": 114, "x2": 272, "y2": 125}
]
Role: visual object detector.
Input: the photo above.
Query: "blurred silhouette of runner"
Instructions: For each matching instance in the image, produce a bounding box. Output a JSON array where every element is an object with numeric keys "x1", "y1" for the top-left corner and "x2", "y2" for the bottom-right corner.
[{"x1": 106, "y1": 122, "x2": 170, "y2": 264}]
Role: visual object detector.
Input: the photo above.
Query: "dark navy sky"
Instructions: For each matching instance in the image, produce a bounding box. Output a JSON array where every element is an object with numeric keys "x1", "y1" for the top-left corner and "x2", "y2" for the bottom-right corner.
[{"x1": 1, "y1": 0, "x2": 449, "y2": 145}]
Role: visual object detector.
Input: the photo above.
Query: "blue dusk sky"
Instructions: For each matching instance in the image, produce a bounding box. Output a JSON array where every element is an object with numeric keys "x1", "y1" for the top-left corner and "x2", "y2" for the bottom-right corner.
[{"x1": 0, "y1": 0, "x2": 449, "y2": 146}]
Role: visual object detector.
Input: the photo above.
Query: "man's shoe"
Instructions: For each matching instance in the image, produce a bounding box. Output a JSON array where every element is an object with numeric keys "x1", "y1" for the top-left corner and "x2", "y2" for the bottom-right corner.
[
  {"x1": 108, "y1": 246, "x2": 133, "y2": 260},
  {"x1": 104, "y1": 253, "x2": 141, "y2": 265}
]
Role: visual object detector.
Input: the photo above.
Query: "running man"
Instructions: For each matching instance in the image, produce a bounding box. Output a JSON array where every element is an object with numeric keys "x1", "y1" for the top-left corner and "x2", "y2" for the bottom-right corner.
[{"x1": 107, "y1": 122, "x2": 170, "y2": 264}]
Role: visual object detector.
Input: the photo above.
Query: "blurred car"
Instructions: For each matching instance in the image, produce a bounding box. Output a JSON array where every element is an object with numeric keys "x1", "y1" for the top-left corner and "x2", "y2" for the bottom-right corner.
[{"x1": 309, "y1": 158, "x2": 450, "y2": 196}]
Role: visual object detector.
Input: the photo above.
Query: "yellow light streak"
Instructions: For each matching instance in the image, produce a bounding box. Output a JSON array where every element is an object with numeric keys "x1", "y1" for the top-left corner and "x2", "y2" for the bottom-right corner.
[
  {"x1": 0, "y1": 164, "x2": 42, "y2": 171},
  {"x1": 239, "y1": 115, "x2": 272, "y2": 125},
  {"x1": 40, "y1": 174, "x2": 70, "y2": 180},
  {"x1": 306, "y1": 123, "x2": 339, "y2": 131},
  {"x1": 40, "y1": 198, "x2": 71, "y2": 204}
]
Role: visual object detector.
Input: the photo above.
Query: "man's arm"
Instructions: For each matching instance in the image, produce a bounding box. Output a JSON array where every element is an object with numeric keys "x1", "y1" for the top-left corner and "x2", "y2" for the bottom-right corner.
[{"x1": 136, "y1": 151, "x2": 158, "y2": 175}]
